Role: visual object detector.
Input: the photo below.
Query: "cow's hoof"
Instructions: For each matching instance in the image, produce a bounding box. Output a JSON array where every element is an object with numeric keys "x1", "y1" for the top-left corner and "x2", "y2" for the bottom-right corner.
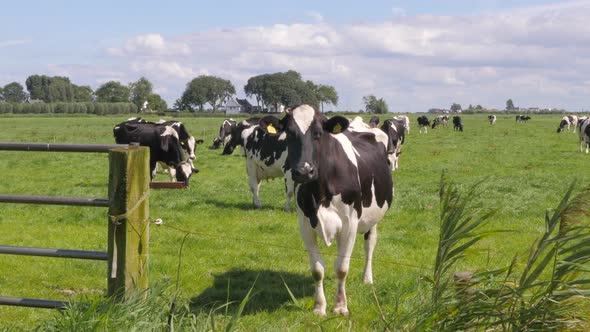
[
  {"x1": 333, "y1": 306, "x2": 349, "y2": 315},
  {"x1": 313, "y1": 307, "x2": 327, "y2": 316}
]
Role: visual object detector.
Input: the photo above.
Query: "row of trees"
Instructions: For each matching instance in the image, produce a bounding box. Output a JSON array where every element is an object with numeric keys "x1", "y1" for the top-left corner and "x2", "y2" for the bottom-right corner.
[
  {"x1": 174, "y1": 70, "x2": 339, "y2": 113},
  {"x1": 0, "y1": 76, "x2": 168, "y2": 112},
  {"x1": 0, "y1": 102, "x2": 137, "y2": 115}
]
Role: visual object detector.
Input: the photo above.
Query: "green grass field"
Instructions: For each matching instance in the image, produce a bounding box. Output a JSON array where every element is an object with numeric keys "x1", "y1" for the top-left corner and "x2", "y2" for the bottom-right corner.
[{"x1": 0, "y1": 114, "x2": 588, "y2": 330}]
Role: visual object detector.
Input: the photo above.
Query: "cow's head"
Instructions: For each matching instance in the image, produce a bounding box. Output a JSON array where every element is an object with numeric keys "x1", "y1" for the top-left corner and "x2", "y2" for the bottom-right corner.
[
  {"x1": 381, "y1": 120, "x2": 402, "y2": 171},
  {"x1": 222, "y1": 120, "x2": 252, "y2": 155},
  {"x1": 174, "y1": 161, "x2": 193, "y2": 187},
  {"x1": 270, "y1": 104, "x2": 348, "y2": 183},
  {"x1": 159, "y1": 125, "x2": 192, "y2": 180}
]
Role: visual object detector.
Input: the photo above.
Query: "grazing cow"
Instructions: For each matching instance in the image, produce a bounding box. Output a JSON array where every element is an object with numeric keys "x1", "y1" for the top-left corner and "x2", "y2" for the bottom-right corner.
[
  {"x1": 558, "y1": 115, "x2": 579, "y2": 133},
  {"x1": 488, "y1": 115, "x2": 496, "y2": 124},
  {"x1": 156, "y1": 119, "x2": 203, "y2": 171},
  {"x1": 380, "y1": 119, "x2": 406, "y2": 171},
  {"x1": 393, "y1": 115, "x2": 410, "y2": 134},
  {"x1": 431, "y1": 115, "x2": 449, "y2": 129},
  {"x1": 453, "y1": 116, "x2": 463, "y2": 131},
  {"x1": 516, "y1": 115, "x2": 531, "y2": 122},
  {"x1": 579, "y1": 117, "x2": 590, "y2": 153},
  {"x1": 269, "y1": 105, "x2": 393, "y2": 316},
  {"x1": 212, "y1": 119, "x2": 237, "y2": 149},
  {"x1": 113, "y1": 120, "x2": 194, "y2": 186},
  {"x1": 222, "y1": 117, "x2": 261, "y2": 155},
  {"x1": 417, "y1": 116, "x2": 430, "y2": 133},
  {"x1": 368, "y1": 116, "x2": 380, "y2": 128},
  {"x1": 348, "y1": 117, "x2": 395, "y2": 170},
  {"x1": 223, "y1": 116, "x2": 294, "y2": 211}
]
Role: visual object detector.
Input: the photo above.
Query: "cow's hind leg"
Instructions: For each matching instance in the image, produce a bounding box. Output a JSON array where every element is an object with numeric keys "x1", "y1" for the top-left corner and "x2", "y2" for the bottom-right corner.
[
  {"x1": 298, "y1": 214, "x2": 327, "y2": 316},
  {"x1": 363, "y1": 225, "x2": 377, "y2": 284}
]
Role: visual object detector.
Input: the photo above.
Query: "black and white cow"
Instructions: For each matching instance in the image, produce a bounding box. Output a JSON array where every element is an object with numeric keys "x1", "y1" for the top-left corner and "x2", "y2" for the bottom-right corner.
[
  {"x1": 223, "y1": 116, "x2": 294, "y2": 211},
  {"x1": 267, "y1": 105, "x2": 393, "y2": 316},
  {"x1": 380, "y1": 119, "x2": 405, "y2": 171},
  {"x1": 557, "y1": 115, "x2": 579, "y2": 133},
  {"x1": 578, "y1": 117, "x2": 590, "y2": 153},
  {"x1": 488, "y1": 115, "x2": 496, "y2": 124},
  {"x1": 212, "y1": 118, "x2": 237, "y2": 149},
  {"x1": 392, "y1": 115, "x2": 410, "y2": 134},
  {"x1": 431, "y1": 115, "x2": 449, "y2": 129},
  {"x1": 453, "y1": 116, "x2": 463, "y2": 131},
  {"x1": 221, "y1": 117, "x2": 261, "y2": 155},
  {"x1": 516, "y1": 115, "x2": 531, "y2": 122},
  {"x1": 113, "y1": 120, "x2": 193, "y2": 186},
  {"x1": 348, "y1": 117, "x2": 394, "y2": 170},
  {"x1": 368, "y1": 116, "x2": 380, "y2": 128},
  {"x1": 157, "y1": 119, "x2": 203, "y2": 170},
  {"x1": 417, "y1": 116, "x2": 430, "y2": 133}
]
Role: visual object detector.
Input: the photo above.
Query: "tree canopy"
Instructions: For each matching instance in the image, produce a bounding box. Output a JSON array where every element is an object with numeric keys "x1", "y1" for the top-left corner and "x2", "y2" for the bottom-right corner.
[
  {"x1": 129, "y1": 77, "x2": 153, "y2": 111},
  {"x1": 72, "y1": 85, "x2": 94, "y2": 102},
  {"x1": 363, "y1": 95, "x2": 388, "y2": 114},
  {"x1": 95, "y1": 81, "x2": 131, "y2": 103},
  {"x1": 450, "y1": 103, "x2": 462, "y2": 112},
  {"x1": 147, "y1": 93, "x2": 168, "y2": 112},
  {"x1": 25, "y1": 75, "x2": 74, "y2": 102},
  {"x1": 506, "y1": 99, "x2": 515, "y2": 111},
  {"x1": 2, "y1": 82, "x2": 27, "y2": 103},
  {"x1": 180, "y1": 75, "x2": 236, "y2": 112},
  {"x1": 244, "y1": 70, "x2": 334, "y2": 111}
]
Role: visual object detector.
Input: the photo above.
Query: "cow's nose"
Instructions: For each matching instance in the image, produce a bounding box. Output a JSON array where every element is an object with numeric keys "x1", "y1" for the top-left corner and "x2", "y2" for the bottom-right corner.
[
  {"x1": 297, "y1": 163, "x2": 314, "y2": 176},
  {"x1": 189, "y1": 155, "x2": 195, "y2": 160}
]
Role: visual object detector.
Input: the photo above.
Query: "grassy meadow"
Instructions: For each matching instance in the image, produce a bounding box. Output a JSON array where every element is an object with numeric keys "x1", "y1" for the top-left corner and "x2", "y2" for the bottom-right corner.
[{"x1": 0, "y1": 113, "x2": 588, "y2": 330}]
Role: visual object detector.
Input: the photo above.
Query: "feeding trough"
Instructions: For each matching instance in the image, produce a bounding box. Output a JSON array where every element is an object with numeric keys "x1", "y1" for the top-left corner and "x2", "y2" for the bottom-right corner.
[{"x1": 149, "y1": 181, "x2": 187, "y2": 190}]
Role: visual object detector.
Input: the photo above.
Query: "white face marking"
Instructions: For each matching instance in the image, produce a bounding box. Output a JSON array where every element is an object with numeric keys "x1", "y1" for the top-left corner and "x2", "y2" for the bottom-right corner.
[
  {"x1": 161, "y1": 126, "x2": 179, "y2": 139},
  {"x1": 292, "y1": 105, "x2": 315, "y2": 134},
  {"x1": 278, "y1": 132, "x2": 287, "y2": 140},
  {"x1": 180, "y1": 163, "x2": 192, "y2": 179},
  {"x1": 187, "y1": 136, "x2": 196, "y2": 159}
]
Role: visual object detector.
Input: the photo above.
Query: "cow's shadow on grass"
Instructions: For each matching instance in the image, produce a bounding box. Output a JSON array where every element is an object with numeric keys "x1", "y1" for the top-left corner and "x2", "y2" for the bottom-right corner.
[
  {"x1": 203, "y1": 199, "x2": 277, "y2": 211},
  {"x1": 190, "y1": 268, "x2": 313, "y2": 314}
]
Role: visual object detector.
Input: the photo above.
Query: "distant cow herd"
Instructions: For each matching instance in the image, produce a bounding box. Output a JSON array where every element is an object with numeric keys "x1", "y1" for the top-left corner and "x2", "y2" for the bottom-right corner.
[{"x1": 110, "y1": 109, "x2": 589, "y2": 316}]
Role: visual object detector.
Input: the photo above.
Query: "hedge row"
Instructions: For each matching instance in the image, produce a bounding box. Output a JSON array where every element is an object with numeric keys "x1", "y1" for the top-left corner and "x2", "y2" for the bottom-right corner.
[{"x1": 0, "y1": 102, "x2": 138, "y2": 115}]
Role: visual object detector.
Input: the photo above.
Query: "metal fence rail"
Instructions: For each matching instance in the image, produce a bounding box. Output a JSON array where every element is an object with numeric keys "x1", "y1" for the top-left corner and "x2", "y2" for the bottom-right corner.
[
  {"x1": 0, "y1": 194, "x2": 109, "y2": 207},
  {"x1": 0, "y1": 142, "x2": 127, "y2": 153},
  {"x1": 0, "y1": 296, "x2": 67, "y2": 309},
  {"x1": 0, "y1": 245, "x2": 108, "y2": 261},
  {"x1": 0, "y1": 142, "x2": 150, "y2": 310}
]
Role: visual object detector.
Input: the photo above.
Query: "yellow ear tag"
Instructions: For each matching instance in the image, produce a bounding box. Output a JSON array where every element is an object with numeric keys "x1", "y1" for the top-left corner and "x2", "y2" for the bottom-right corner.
[
  {"x1": 333, "y1": 123, "x2": 342, "y2": 134},
  {"x1": 267, "y1": 124, "x2": 277, "y2": 134}
]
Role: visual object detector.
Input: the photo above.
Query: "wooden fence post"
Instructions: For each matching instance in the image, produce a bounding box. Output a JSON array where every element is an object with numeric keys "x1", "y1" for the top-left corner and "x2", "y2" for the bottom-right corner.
[{"x1": 107, "y1": 145, "x2": 150, "y2": 300}]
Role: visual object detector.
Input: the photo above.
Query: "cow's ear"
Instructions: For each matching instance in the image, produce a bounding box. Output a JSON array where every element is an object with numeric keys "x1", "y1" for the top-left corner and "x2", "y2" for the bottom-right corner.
[
  {"x1": 324, "y1": 116, "x2": 349, "y2": 134},
  {"x1": 259, "y1": 116, "x2": 282, "y2": 134},
  {"x1": 160, "y1": 135, "x2": 171, "y2": 152}
]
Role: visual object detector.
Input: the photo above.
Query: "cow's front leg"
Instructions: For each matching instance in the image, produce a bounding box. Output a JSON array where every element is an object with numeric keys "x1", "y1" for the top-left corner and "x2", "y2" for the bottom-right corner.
[
  {"x1": 283, "y1": 171, "x2": 294, "y2": 212},
  {"x1": 363, "y1": 225, "x2": 377, "y2": 284},
  {"x1": 299, "y1": 215, "x2": 326, "y2": 316},
  {"x1": 167, "y1": 166, "x2": 176, "y2": 181},
  {"x1": 334, "y1": 220, "x2": 358, "y2": 315},
  {"x1": 246, "y1": 162, "x2": 262, "y2": 208}
]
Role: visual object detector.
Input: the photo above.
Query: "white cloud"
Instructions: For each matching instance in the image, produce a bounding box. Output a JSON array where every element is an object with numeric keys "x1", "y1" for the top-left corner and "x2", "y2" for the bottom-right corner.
[
  {"x1": 108, "y1": 34, "x2": 191, "y2": 56},
  {"x1": 306, "y1": 11, "x2": 324, "y2": 23},
  {"x1": 0, "y1": 40, "x2": 31, "y2": 48},
  {"x1": 62, "y1": 1, "x2": 590, "y2": 111}
]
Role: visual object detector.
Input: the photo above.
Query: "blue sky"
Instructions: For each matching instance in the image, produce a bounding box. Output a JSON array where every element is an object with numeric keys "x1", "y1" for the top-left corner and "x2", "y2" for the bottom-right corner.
[{"x1": 2, "y1": 0, "x2": 590, "y2": 112}]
